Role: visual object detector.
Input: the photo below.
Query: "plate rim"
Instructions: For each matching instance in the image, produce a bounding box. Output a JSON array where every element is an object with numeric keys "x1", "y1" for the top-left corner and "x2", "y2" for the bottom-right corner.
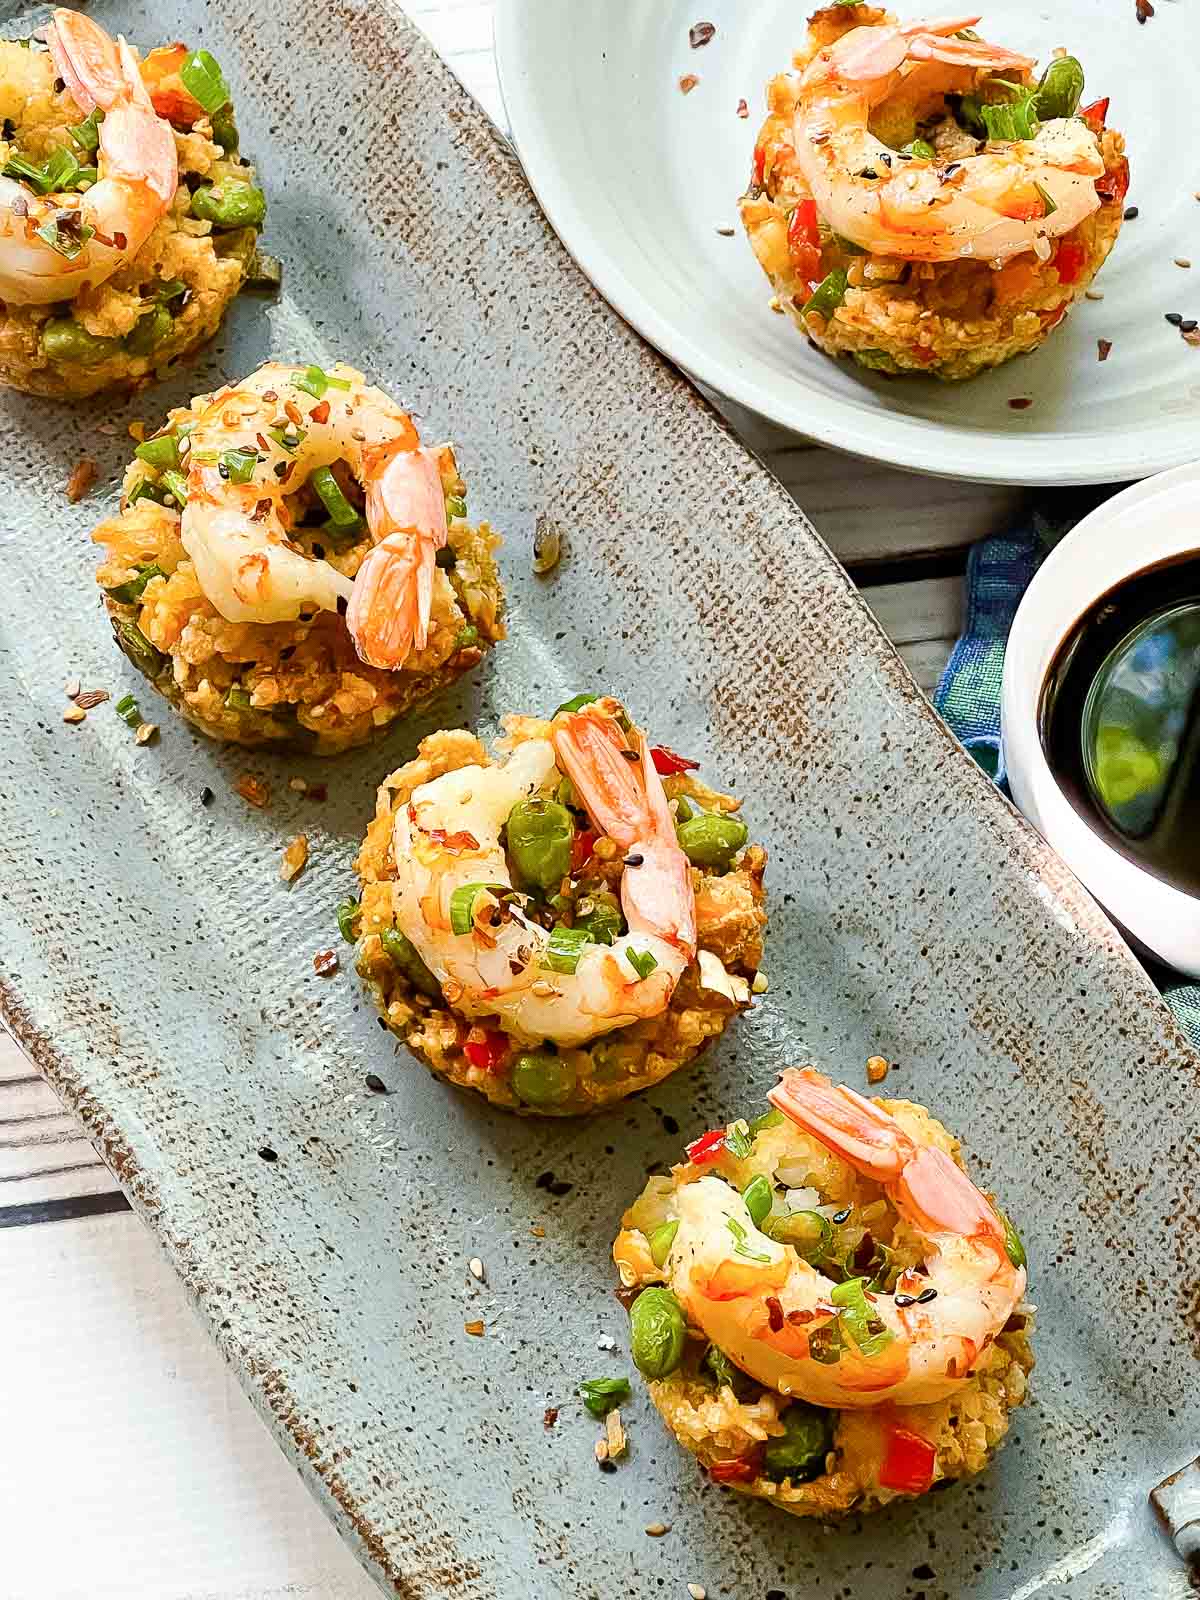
[{"x1": 494, "y1": 0, "x2": 1195, "y2": 489}]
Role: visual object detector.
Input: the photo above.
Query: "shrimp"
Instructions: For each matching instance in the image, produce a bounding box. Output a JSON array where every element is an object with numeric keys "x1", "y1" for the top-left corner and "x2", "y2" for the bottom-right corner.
[
  {"x1": 792, "y1": 15, "x2": 1104, "y2": 263},
  {"x1": 663, "y1": 1069, "x2": 1025, "y2": 1408},
  {"x1": 389, "y1": 699, "x2": 698, "y2": 1047},
  {"x1": 177, "y1": 361, "x2": 448, "y2": 671},
  {"x1": 0, "y1": 10, "x2": 177, "y2": 305}
]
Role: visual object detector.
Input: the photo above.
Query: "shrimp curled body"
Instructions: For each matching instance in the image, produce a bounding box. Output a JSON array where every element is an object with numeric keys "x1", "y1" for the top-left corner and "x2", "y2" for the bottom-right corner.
[
  {"x1": 0, "y1": 9, "x2": 177, "y2": 306},
  {"x1": 664, "y1": 1068, "x2": 1025, "y2": 1408},
  {"x1": 179, "y1": 361, "x2": 448, "y2": 670},
  {"x1": 390, "y1": 699, "x2": 698, "y2": 1048},
  {"x1": 792, "y1": 15, "x2": 1104, "y2": 263}
]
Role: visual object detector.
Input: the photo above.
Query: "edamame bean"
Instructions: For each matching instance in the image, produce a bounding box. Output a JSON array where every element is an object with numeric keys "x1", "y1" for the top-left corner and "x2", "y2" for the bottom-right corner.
[
  {"x1": 647, "y1": 1219, "x2": 679, "y2": 1268},
  {"x1": 511, "y1": 1051, "x2": 577, "y2": 1107},
  {"x1": 41, "y1": 317, "x2": 120, "y2": 365},
  {"x1": 506, "y1": 798, "x2": 574, "y2": 891},
  {"x1": 380, "y1": 926, "x2": 441, "y2": 998},
  {"x1": 676, "y1": 811, "x2": 748, "y2": 869},
  {"x1": 125, "y1": 304, "x2": 172, "y2": 357},
  {"x1": 763, "y1": 1403, "x2": 832, "y2": 1481},
  {"x1": 191, "y1": 179, "x2": 267, "y2": 228},
  {"x1": 629, "y1": 1287, "x2": 686, "y2": 1379},
  {"x1": 742, "y1": 1174, "x2": 773, "y2": 1229}
]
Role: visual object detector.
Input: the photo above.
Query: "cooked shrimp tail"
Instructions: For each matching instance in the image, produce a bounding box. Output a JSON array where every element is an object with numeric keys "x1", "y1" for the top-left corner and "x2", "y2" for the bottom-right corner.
[{"x1": 347, "y1": 444, "x2": 448, "y2": 668}]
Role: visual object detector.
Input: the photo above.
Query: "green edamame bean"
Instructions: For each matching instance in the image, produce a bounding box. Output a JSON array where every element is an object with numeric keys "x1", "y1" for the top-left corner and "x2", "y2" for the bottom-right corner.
[
  {"x1": 647, "y1": 1219, "x2": 679, "y2": 1268},
  {"x1": 379, "y1": 926, "x2": 441, "y2": 998},
  {"x1": 506, "y1": 798, "x2": 574, "y2": 891},
  {"x1": 676, "y1": 812, "x2": 748, "y2": 869},
  {"x1": 511, "y1": 1051, "x2": 577, "y2": 1107},
  {"x1": 629, "y1": 1287, "x2": 686, "y2": 1380},
  {"x1": 742, "y1": 1174, "x2": 773, "y2": 1229},
  {"x1": 763, "y1": 1403, "x2": 832, "y2": 1482},
  {"x1": 191, "y1": 179, "x2": 267, "y2": 229},
  {"x1": 41, "y1": 317, "x2": 120, "y2": 366},
  {"x1": 1036, "y1": 55, "x2": 1085, "y2": 120},
  {"x1": 125, "y1": 304, "x2": 172, "y2": 357}
]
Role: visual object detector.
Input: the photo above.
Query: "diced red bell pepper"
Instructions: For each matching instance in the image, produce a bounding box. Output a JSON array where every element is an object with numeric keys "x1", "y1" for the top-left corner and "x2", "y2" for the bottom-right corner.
[
  {"x1": 570, "y1": 827, "x2": 597, "y2": 874},
  {"x1": 650, "y1": 745, "x2": 700, "y2": 777},
  {"x1": 1055, "y1": 240, "x2": 1087, "y2": 285},
  {"x1": 1079, "y1": 96, "x2": 1109, "y2": 133},
  {"x1": 787, "y1": 198, "x2": 822, "y2": 285},
  {"x1": 685, "y1": 1129, "x2": 727, "y2": 1165},
  {"x1": 1094, "y1": 157, "x2": 1130, "y2": 205},
  {"x1": 708, "y1": 1454, "x2": 760, "y2": 1483},
  {"x1": 752, "y1": 142, "x2": 766, "y2": 188},
  {"x1": 878, "y1": 1423, "x2": 936, "y2": 1495},
  {"x1": 463, "y1": 1029, "x2": 510, "y2": 1073}
]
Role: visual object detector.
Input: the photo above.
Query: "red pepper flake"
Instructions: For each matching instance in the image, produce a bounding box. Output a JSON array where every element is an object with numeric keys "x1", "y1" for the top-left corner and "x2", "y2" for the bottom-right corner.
[
  {"x1": 309, "y1": 399, "x2": 330, "y2": 424},
  {"x1": 312, "y1": 948, "x2": 339, "y2": 976},
  {"x1": 685, "y1": 1128, "x2": 726, "y2": 1165},
  {"x1": 1097, "y1": 338, "x2": 1112, "y2": 362},
  {"x1": 543, "y1": 1407, "x2": 559, "y2": 1429},
  {"x1": 879, "y1": 1423, "x2": 936, "y2": 1494},
  {"x1": 1135, "y1": 0, "x2": 1154, "y2": 21},
  {"x1": 679, "y1": 73, "x2": 700, "y2": 94},
  {"x1": 236, "y1": 773, "x2": 271, "y2": 808},
  {"x1": 425, "y1": 827, "x2": 480, "y2": 853},
  {"x1": 765, "y1": 1296, "x2": 784, "y2": 1332},
  {"x1": 786, "y1": 197, "x2": 822, "y2": 286},
  {"x1": 651, "y1": 744, "x2": 700, "y2": 776},
  {"x1": 66, "y1": 458, "x2": 98, "y2": 503},
  {"x1": 463, "y1": 1028, "x2": 511, "y2": 1073},
  {"x1": 1008, "y1": 397, "x2": 1033, "y2": 410},
  {"x1": 736, "y1": 98, "x2": 749, "y2": 118},
  {"x1": 708, "y1": 1454, "x2": 760, "y2": 1483},
  {"x1": 689, "y1": 21, "x2": 715, "y2": 47}
]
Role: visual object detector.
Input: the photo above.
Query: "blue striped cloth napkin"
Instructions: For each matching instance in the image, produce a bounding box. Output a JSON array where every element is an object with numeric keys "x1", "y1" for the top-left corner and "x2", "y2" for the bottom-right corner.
[{"x1": 931, "y1": 521, "x2": 1199, "y2": 1048}]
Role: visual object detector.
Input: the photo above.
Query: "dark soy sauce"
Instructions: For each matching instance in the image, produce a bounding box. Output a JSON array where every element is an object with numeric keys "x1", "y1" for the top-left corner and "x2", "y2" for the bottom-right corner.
[{"x1": 1040, "y1": 557, "x2": 1200, "y2": 896}]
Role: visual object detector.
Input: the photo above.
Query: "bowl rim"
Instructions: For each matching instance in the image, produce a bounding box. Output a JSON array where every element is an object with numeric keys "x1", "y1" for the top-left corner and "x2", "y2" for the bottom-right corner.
[{"x1": 1002, "y1": 459, "x2": 1200, "y2": 975}]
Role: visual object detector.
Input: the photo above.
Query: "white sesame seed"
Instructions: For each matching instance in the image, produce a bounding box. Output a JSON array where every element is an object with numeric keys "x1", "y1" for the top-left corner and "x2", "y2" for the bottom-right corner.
[
  {"x1": 688, "y1": 1586, "x2": 707, "y2": 1599},
  {"x1": 751, "y1": 970, "x2": 769, "y2": 994},
  {"x1": 644, "y1": 1522, "x2": 670, "y2": 1537},
  {"x1": 469, "y1": 1257, "x2": 485, "y2": 1281},
  {"x1": 62, "y1": 704, "x2": 86, "y2": 724},
  {"x1": 1084, "y1": 288, "x2": 1104, "y2": 300},
  {"x1": 1175, "y1": 257, "x2": 1192, "y2": 269},
  {"x1": 594, "y1": 1438, "x2": 609, "y2": 1463}
]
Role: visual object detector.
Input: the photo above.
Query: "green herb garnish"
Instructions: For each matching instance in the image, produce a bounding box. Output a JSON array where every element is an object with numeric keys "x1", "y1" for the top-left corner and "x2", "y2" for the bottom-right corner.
[
  {"x1": 725, "y1": 1217, "x2": 772, "y2": 1264},
  {"x1": 625, "y1": 946, "x2": 658, "y2": 980},
  {"x1": 579, "y1": 1377, "x2": 631, "y2": 1419}
]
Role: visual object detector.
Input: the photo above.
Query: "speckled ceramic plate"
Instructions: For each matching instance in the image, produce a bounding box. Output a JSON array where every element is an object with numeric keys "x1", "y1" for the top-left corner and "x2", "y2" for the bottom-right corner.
[
  {"x1": 496, "y1": 0, "x2": 1200, "y2": 486},
  {"x1": 1, "y1": 2, "x2": 1197, "y2": 1596}
]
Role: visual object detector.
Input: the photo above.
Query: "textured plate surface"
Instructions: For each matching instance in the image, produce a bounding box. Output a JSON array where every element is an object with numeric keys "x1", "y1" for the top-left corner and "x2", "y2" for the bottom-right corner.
[
  {"x1": 496, "y1": 0, "x2": 1200, "y2": 486},
  {"x1": 1, "y1": 1, "x2": 1199, "y2": 1596}
]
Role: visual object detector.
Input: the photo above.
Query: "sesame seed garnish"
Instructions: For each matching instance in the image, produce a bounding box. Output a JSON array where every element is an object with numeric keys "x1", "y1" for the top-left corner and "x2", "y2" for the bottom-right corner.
[
  {"x1": 66, "y1": 458, "x2": 98, "y2": 503},
  {"x1": 469, "y1": 1257, "x2": 486, "y2": 1281},
  {"x1": 1166, "y1": 312, "x2": 1184, "y2": 326},
  {"x1": 464, "y1": 1319, "x2": 485, "y2": 1337},
  {"x1": 644, "y1": 1522, "x2": 670, "y2": 1537},
  {"x1": 62, "y1": 704, "x2": 86, "y2": 724},
  {"x1": 134, "y1": 722, "x2": 158, "y2": 745},
  {"x1": 751, "y1": 970, "x2": 769, "y2": 994},
  {"x1": 715, "y1": 225, "x2": 735, "y2": 237},
  {"x1": 679, "y1": 72, "x2": 700, "y2": 93},
  {"x1": 312, "y1": 948, "x2": 339, "y2": 976},
  {"x1": 543, "y1": 1407, "x2": 558, "y2": 1428},
  {"x1": 689, "y1": 21, "x2": 715, "y2": 48},
  {"x1": 75, "y1": 688, "x2": 109, "y2": 709},
  {"x1": 1176, "y1": 258, "x2": 1192, "y2": 269},
  {"x1": 280, "y1": 834, "x2": 309, "y2": 881},
  {"x1": 1097, "y1": 338, "x2": 1112, "y2": 362},
  {"x1": 688, "y1": 1587, "x2": 707, "y2": 1600},
  {"x1": 1181, "y1": 318, "x2": 1199, "y2": 334},
  {"x1": 736, "y1": 98, "x2": 748, "y2": 118},
  {"x1": 1135, "y1": 0, "x2": 1154, "y2": 20},
  {"x1": 1008, "y1": 397, "x2": 1033, "y2": 410},
  {"x1": 866, "y1": 1055, "x2": 889, "y2": 1084},
  {"x1": 64, "y1": 677, "x2": 81, "y2": 699},
  {"x1": 365, "y1": 1073, "x2": 388, "y2": 1093},
  {"x1": 1123, "y1": 204, "x2": 1139, "y2": 220},
  {"x1": 1084, "y1": 288, "x2": 1104, "y2": 300}
]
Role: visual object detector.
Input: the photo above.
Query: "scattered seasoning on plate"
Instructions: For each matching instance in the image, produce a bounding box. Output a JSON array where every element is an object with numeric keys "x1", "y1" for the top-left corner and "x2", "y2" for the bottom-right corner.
[
  {"x1": 468, "y1": 1256, "x2": 486, "y2": 1281},
  {"x1": 134, "y1": 721, "x2": 158, "y2": 745},
  {"x1": 1135, "y1": 0, "x2": 1154, "y2": 21},
  {"x1": 1084, "y1": 288, "x2": 1104, "y2": 301},
  {"x1": 689, "y1": 21, "x2": 715, "y2": 47},
  {"x1": 257, "y1": 1146, "x2": 278, "y2": 1162},
  {"x1": 1123, "y1": 204, "x2": 1139, "y2": 220},
  {"x1": 679, "y1": 73, "x2": 700, "y2": 94},
  {"x1": 543, "y1": 1407, "x2": 558, "y2": 1429},
  {"x1": 866, "y1": 1054, "x2": 889, "y2": 1084},
  {"x1": 715, "y1": 225, "x2": 735, "y2": 236},
  {"x1": 531, "y1": 1224, "x2": 546, "y2": 1238},
  {"x1": 644, "y1": 1522, "x2": 671, "y2": 1538},
  {"x1": 64, "y1": 676, "x2": 81, "y2": 699},
  {"x1": 66, "y1": 458, "x2": 98, "y2": 502},
  {"x1": 199, "y1": 785, "x2": 214, "y2": 807},
  {"x1": 595, "y1": 1437, "x2": 610, "y2": 1465},
  {"x1": 1097, "y1": 338, "x2": 1113, "y2": 361},
  {"x1": 536, "y1": 1170, "x2": 573, "y2": 1197},
  {"x1": 605, "y1": 1409, "x2": 627, "y2": 1459},
  {"x1": 688, "y1": 1587, "x2": 707, "y2": 1600},
  {"x1": 280, "y1": 834, "x2": 309, "y2": 881},
  {"x1": 236, "y1": 773, "x2": 271, "y2": 808},
  {"x1": 752, "y1": 970, "x2": 769, "y2": 994},
  {"x1": 532, "y1": 518, "x2": 562, "y2": 573},
  {"x1": 1008, "y1": 397, "x2": 1033, "y2": 410},
  {"x1": 1175, "y1": 258, "x2": 1192, "y2": 269},
  {"x1": 312, "y1": 947, "x2": 339, "y2": 976},
  {"x1": 736, "y1": 98, "x2": 748, "y2": 118},
  {"x1": 75, "y1": 688, "x2": 109, "y2": 709},
  {"x1": 1182, "y1": 319, "x2": 1199, "y2": 333},
  {"x1": 62, "y1": 703, "x2": 86, "y2": 724},
  {"x1": 1165, "y1": 312, "x2": 1184, "y2": 326},
  {"x1": 464, "y1": 1319, "x2": 486, "y2": 1337}
]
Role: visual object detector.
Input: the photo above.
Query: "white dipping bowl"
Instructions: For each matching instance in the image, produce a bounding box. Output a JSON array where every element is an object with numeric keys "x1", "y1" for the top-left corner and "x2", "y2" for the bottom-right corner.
[{"x1": 1003, "y1": 462, "x2": 1200, "y2": 976}]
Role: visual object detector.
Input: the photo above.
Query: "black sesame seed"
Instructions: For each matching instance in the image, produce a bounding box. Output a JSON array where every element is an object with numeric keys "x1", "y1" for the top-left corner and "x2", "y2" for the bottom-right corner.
[
  {"x1": 1123, "y1": 204, "x2": 1139, "y2": 220},
  {"x1": 895, "y1": 1293, "x2": 916, "y2": 1308},
  {"x1": 365, "y1": 1072, "x2": 388, "y2": 1093},
  {"x1": 257, "y1": 1146, "x2": 278, "y2": 1163},
  {"x1": 832, "y1": 1206, "x2": 852, "y2": 1224},
  {"x1": 1165, "y1": 312, "x2": 1184, "y2": 326},
  {"x1": 199, "y1": 785, "x2": 214, "y2": 806},
  {"x1": 623, "y1": 853, "x2": 645, "y2": 867},
  {"x1": 916, "y1": 1286, "x2": 939, "y2": 1304},
  {"x1": 598, "y1": 1457, "x2": 618, "y2": 1473},
  {"x1": 1181, "y1": 319, "x2": 1198, "y2": 333}
]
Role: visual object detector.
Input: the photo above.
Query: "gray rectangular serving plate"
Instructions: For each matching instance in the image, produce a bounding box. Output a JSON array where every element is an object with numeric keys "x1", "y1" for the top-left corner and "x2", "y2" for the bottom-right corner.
[{"x1": 1, "y1": 2, "x2": 1196, "y2": 1594}]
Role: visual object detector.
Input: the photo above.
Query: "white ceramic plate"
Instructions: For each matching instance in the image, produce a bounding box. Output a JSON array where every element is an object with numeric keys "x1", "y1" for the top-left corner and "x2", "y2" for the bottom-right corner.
[{"x1": 495, "y1": 0, "x2": 1200, "y2": 486}]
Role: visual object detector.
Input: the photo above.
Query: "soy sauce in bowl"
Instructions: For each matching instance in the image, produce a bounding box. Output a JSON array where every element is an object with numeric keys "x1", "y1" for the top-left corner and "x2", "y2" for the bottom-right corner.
[{"x1": 1039, "y1": 558, "x2": 1200, "y2": 897}]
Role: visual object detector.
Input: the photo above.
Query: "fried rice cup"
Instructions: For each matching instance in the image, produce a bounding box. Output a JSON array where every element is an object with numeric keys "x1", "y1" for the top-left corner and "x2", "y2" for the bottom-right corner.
[
  {"x1": 741, "y1": 7, "x2": 1128, "y2": 381},
  {"x1": 0, "y1": 34, "x2": 267, "y2": 399},
  {"x1": 351, "y1": 713, "x2": 768, "y2": 1115},
  {"x1": 93, "y1": 391, "x2": 505, "y2": 755},
  {"x1": 614, "y1": 1091, "x2": 1034, "y2": 1516}
]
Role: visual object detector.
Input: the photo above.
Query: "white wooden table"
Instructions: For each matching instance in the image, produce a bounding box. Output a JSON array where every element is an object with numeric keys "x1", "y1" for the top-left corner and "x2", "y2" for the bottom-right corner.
[{"x1": 1, "y1": 4, "x2": 1029, "y2": 1595}]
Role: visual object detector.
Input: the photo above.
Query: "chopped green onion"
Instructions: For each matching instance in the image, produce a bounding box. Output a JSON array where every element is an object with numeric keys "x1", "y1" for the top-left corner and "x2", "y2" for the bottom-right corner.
[
  {"x1": 68, "y1": 107, "x2": 103, "y2": 153},
  {"x1": 336, "y1": 898, "x2": 362, "y2": 943},
  {"x1": 901, "y1": 138, "x2": 936, "y2": 160},
  {"x1": 748, "y1": 1108, "x2": 784, "y2": 1136},
  {"x1": 159, "y1": 468, "x2": 189, "y2": 508},
  {"x1": 115, "y1": 693, "x2": 141, "y2": 727},
  {"x1": 552, "y1": 693, "x2": 598, "y2": 716},
  {"x1": 35, "y1": 214, "x2": 93, "y2": 260},
  {"x1": 180, "y1": 48, "x2": 231, "y2": 115},
  {"x1": 293, "y1": 364, "x2": 352, "y2": 399},
  {"x1": 996, "y1": 1206, "x2": 1027, "y2": 1269},
  {"x1": 578, "y1": 1377, "x2": 631, "y2": 1419},
  {"x1": 134, "y1": 435, "x2": 180, "y2": 472},
  {"x1": 309, "y1": 464, "x2": 362, "y2": 529},
  {"x1": 219, "y1": 447, "x2": 259, "y2": 484},
  {"x1": 853, "y1": 349, "x2": 896, "y2": 371},
  {"x1": 1033, "y1": 181, "x2": 1058, "y2": 217},
  {"x1": 542, "y1": 924, "x2": 590, "y2": 974},
  {"x1": 126, "y1": 477, "x2": 171, "y2": 508},
  {"x1": 445, "y1": 494, "x2": 467, "y2": 519},
  {"x1": 268, "y1": 425, "x2": 305, "y2": 453},
  {"x1": 106, "y1": 563, "x2": 164, "y2": 605},
  {"x1": 830, "y1": 1276, "x2": 893, "y2": 1358},
  {"x1": 454, "y1": 624, "x2": 480, "y2": 650},
  {"x1": 801, "y1": 267, "x2": 849, "y2": 321},
  {"x1": 223, "y1": 685, "x2": 252, "y2": 710},
  {"x1": 647, "y1": 1219, "x2": 679, "y2": 1268},
  {"x1": 725, "y1": 1216, "x2": 772, "y2": 1264},
  {"x1": 724, "y1": 1119, "x2": 753, "y2": 1160},
  {"x1": 742, "y1": 1174, "x2": 773, "y2": 1229},
  {"x1": 449, "y1": 882, "x2": 503, "y2": 936},
  {"x1": 625, "y1": 946, "x2": 658, "y2": 980},
  {"x1": 3, "y1": 147, "x2": 87, "y2": 194},
  {"x1": 114, "y1": 621, "x2": 163, "y2": 672},
  {"x1": 979, "y1": 80, "x2": 1040, "y2": 142},
  {"x1": 188, "y1": 449, "x2": 221, "y2": 467}
]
